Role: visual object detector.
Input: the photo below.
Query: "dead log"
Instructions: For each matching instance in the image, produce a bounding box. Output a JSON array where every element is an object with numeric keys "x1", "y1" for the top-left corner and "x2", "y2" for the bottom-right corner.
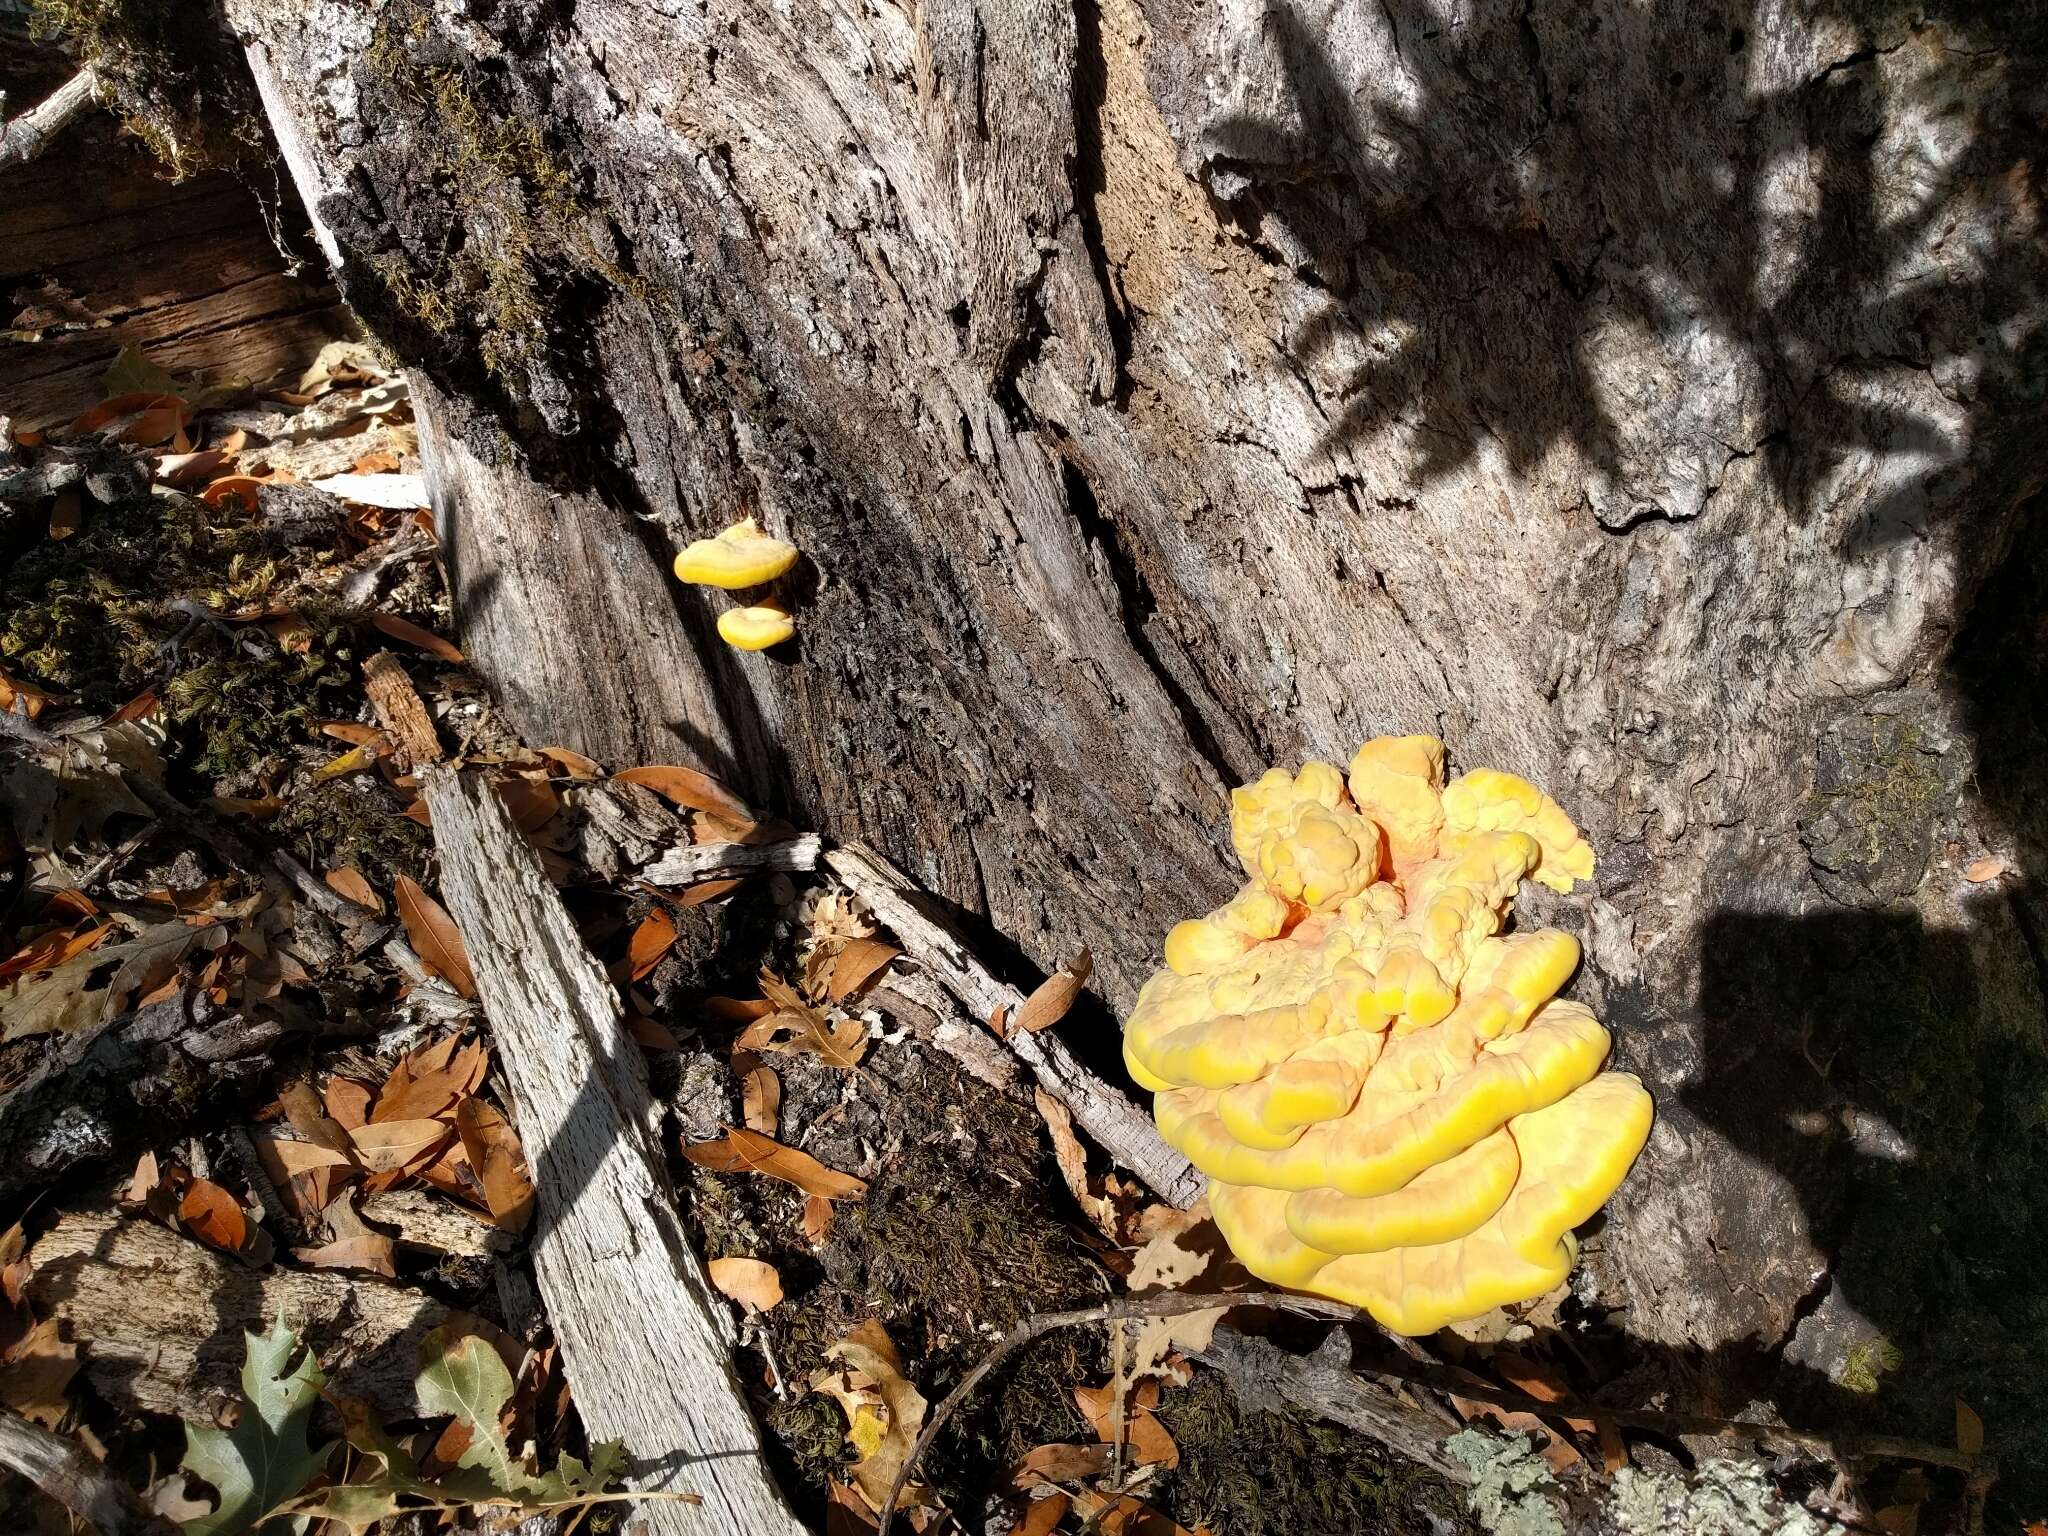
[
  {"x1": 825, "y1": 841, "x2": 1203, "y2": 1209},
  {"x1": 421, "y1": 766, "x2": 805, "y2": 1536},
  {"x1": 29, "y1": 1207, "x2": 464, "y2": 1422},
  {"x1": 0, "y1": 1405, "x2": 173, "y2": 1536}
]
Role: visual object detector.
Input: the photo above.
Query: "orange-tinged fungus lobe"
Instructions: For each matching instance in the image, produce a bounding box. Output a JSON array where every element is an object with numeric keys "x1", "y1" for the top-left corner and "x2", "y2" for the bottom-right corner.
[{"x1": 1125, "y1": 735, "x2": 1652, "y2": 1334}]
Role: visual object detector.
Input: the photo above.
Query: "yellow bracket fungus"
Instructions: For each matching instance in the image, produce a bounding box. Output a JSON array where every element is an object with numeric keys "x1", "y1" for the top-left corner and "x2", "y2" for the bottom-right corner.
[
  {"x1": 717, "y1": 603, "x2": 796, "y2": 651},
  {"x1": 673, "y1": 516, "x2": 801, "y2": 589},
  {"x1": 1125, "y1": 734, "x2": 1652, "y2": 1335}
]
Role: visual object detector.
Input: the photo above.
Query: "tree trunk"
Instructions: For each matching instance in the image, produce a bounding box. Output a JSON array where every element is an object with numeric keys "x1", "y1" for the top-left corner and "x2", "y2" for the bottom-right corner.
[{"x1": 222, "y1": 0, "x2": 2048, "y2": 1486}]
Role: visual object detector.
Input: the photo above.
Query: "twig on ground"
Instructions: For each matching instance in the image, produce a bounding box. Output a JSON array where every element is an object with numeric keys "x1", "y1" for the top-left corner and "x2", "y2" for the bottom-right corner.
[
  {"x1": 0, "y1": 67, "x2": 101, "y2": 169},
  {"x1": 874, "y1": 1292, "x2": 2000, "y2": 1536},
  {"x1": 825, "y1": 842, "x2": 1204, "y2": 1208}
]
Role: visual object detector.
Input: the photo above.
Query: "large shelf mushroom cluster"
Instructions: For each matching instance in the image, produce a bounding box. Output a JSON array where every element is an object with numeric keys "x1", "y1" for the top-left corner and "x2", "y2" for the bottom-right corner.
[{"x1": 1124, "y1": 735, "x2": 1653, "y2": 1334}]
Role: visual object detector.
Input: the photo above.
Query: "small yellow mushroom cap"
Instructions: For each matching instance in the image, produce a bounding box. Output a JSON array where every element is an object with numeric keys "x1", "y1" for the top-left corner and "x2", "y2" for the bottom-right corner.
[
  {"x1": 673, "y1": 516, "x2": 800, "y2": 589},
  {"x1": 1125, "y1": 733, "x2": 1647, "y2": 1334},
  {"x1": 717, "y1": 604, "x2": 796, "y2": 650}
]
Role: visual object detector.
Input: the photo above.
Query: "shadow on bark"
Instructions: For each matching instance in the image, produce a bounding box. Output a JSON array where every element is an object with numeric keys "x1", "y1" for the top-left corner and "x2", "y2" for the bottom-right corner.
[{"x1": 1199, "y1": 0, "x2": 2043, "y2": 540}]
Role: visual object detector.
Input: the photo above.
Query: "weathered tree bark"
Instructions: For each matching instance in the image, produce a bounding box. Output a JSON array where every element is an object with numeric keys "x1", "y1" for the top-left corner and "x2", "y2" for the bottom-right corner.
[{"x1": 218, "y1": 0, "x2": 2047, "y2": 1493}]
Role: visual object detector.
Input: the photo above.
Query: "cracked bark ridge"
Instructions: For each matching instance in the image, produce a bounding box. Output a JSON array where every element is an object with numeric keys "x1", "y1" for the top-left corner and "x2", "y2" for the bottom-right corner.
[{"x1": 227, "y1": 0, "x2": 2048, "y2": 1471}]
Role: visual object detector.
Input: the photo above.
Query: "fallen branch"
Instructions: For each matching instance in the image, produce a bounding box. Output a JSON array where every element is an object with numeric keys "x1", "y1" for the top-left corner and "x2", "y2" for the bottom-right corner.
[
  {"x1": 362, "y1": 650, "x2": 442, "y2": 770},
  {"x1": 825, "y1": 843, "x2": 1204, "y2": 1208},
  {"x1": 0, "y1": 1406, "x2": 172, "y2": 1536},
  {"x1": 876, "y1": 1291, "x2": 1364, "y2": 1536},
  {"x1": 0, "y1": 67, "x2": 101, "y2": 169},
  {"x1": 639, "y1": 832, "x2": 823, "y2": 886},
  {"x1": 422, "y1": 766, "x2": 806, "y2": 1536}
]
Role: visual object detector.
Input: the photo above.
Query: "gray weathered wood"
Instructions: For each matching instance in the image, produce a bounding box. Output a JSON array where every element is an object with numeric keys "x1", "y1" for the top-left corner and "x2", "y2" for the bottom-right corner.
[
  {"x1": 827, "y1": 841, "x2": 1204, "y2": 1209},
  {"x1": 640, "y1": 833, "x2": 823, "y2": 888},
  {"x1": 0, "y1": 1405, "x2": 172, "y2": 1536},
  {"x1": 29, "y1": 1207, "x2": 459, "y2": 1422},
  {"x1": 422, "y1": 767, "x2": 803, "y2": 1536}
]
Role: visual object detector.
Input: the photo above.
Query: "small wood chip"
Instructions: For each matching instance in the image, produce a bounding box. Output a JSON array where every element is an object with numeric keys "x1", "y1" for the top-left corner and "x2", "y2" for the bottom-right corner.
[{"x1": 363, "y1": 651, "x2": 442, "y2": 770}]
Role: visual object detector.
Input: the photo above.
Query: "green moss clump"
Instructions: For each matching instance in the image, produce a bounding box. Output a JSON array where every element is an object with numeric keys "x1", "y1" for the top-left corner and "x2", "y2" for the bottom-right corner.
[
  {"x1": 0, "y1": 493, "x2": 362, "y2": 780},
  {"x1": 274, "y1": 777, "x2": 431, "y2": 886},
  {"x1": 1158, "y1": 1373, "x2": 1473, "y2": 1536},
  {"x1": 1836, "y1": 1337, "x2": 1903, "y2": 1396}
]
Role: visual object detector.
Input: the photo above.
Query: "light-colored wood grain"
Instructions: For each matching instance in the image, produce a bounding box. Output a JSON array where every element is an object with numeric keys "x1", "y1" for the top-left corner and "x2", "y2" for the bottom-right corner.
[
  {"x1": 30, "y1": 1208, "x2": 457, "y2": 1421},
  {"x1": 422, "y1": 767, "x2": 803, "y2": 1536},
  {"x1": 362, "y1": 651, "x2": 442, "y2": 770}
]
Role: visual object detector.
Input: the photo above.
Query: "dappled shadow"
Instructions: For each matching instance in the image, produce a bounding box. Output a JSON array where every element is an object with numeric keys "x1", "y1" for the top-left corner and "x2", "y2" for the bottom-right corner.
[{"x1": 1193, "y1": 0, "x2": 2042, "y2": 538}]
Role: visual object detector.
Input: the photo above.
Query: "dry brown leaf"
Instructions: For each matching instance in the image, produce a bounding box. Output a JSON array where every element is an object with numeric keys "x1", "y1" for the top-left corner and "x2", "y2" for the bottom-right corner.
[
  {"x1": 349, "y1": 1118, "x2": 453, "y2": 1175},
  {"x1": 1956, "y1": 1397, "x2": 1985, "y2": 1455},
  {"x1": 279, "y1": 1082, "x2": 355, "y2": 1155},
  {"x1": 250, "y1": 1133, "x2": 349, "y2": 1220},
  {"x1": 683, "y1": 1128, "x2": 867, "y2": 1201},
  {"x1": 539, "y1": 745, "x2": 604, "y2": 779},
  {"x1": 0, "y1": 666, "x2": 52, "y2": 721},
  {"x1": 613, "y1": 764, "x2": 755, "y2": 823},
  {"x1": 293, "y1": 1235, "x2": 398, "y2": 1278},
  {"x1": 496, "y1": 776, "x2": 561, "y2": 832},
  {"x1": 680, "y1": 877, "x2": 746, "y2": 907},
  {"x1": 1011, "y1": 1442, "x2": 1116, "y2": 1488},
  {"x1": 322, "y1": 866, "x2": 383, "y2": 913},
  {"x1": 370, "y1": 612, "x2": 463, "y2": 663},
  {"x1": 802, "y1": 1194, "x2": 834, "y2": 1245},
  {"x1": 324, "y1": 1076, "x2": 373, "y2": 1130},
  {"x1": 1963, "y1": 856, "x2": 2010, "y2": 884},
  {"x1": 0, "y1": 921, "x2": 110, "y2": 982},
  {"x1": 371, "y1": 1041, "x2": 471, "y2": 1123},
  {"x1": 1034, "y1": 1089, "x2": 1120, "y2": 1242},
  {"x1": 178, "y1": 1178, "x2": 250, "y2": 1256},
  {"x1": 828, "y1": 938, "x2": 900, "y2": 1002},
  {"x1": 706, "y1": 996, "x2": 776, "y2": 1024},
  {"x1": 456, "y1": 1097, "x2": 535, "y2": 1233},
  {"x1": 707, "y1": 1256, "x2": 784, "y2": 1312},
  {"x1": 1074, "y1": 1383, "x2": 1179, "y2": 1468},
  {"x1": 393, "y1": 876, "x2": 477, "y2": 999},
  {"x1": 1015, "y1": 1492, "x2": 1071, "y2": 1536},
  {"x1": 813, "y1": 1320, "x2": 928, "y2": 1512},
  {"x1": 1013, "y1": 949, "x2": 1093, "y2": 1035},
  {"x1": 742, "y1": 1064, "x2": 781, "y2": 1136},
  {"x1": 627, "y1": 909, "x2": 679, "y2": 981},
  {"x1": 0, "y1": 1317, "x2": 80, "y2": 1428},
  {"x1": 746, "y1": 971, "x2": 868, "y2": 1069}
]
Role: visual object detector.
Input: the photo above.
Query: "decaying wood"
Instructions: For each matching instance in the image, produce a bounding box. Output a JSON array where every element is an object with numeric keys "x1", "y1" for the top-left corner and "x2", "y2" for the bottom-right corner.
[
  {"x1": 639, "y1": 833, "x2": 823, "y2": 888},
  {"x1": 0, "y1": 989, "x2": 293, "y2": 1201},
  {"x1": 421, "y1": 766, "x2": 805, "y2": 1536},
  {"x1": 0, "y1": 66, "x2": 98, "y2": 169},
  {"x1": 0, "y1": 1405, "x2": 172, "y2": 1536},
  {"x1": 361, "y1": 650, "x2": 441, "y2": 770},
  {"x1": 29, "y1": 1207, "x2": 465, "y2": 1421},
  {"x1": 225, "y1": 0, "x2": 2048, "y2": 1425},
  {"x1": 828, "y1": 842, "x2": 1203, "y2": 1209},
  {"x1": 0, "y1": 40, "x2": 348, "y2": 429},
  {"x1": 359, "y1": 1187, "x2": 509, "y2": 1262}
]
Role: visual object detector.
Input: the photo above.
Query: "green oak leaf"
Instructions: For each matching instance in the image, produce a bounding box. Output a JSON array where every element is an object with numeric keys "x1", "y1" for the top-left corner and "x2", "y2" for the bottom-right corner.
[
  {"x1": 179, "y1": 1319, "x2": 333, "y2": 1536},
  {"x1": 414, "y1": 1323, "x2": 543, "y2": 1498}
]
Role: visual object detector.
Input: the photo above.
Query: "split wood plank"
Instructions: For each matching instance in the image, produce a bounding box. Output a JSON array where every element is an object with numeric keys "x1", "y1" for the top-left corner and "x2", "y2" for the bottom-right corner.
[
  {"x1": 422, "y1": 767, "x2": 804, "y2": 1536},
  {"x1": 362, "y1": 651, "x2": 442, "y2": 770},
  {"x1": 824, "y1": 842, "x2": 1204, "y2": 1209},
  {"x1": 638, "y1": 833, "x2": 823, "y2": 887}
]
